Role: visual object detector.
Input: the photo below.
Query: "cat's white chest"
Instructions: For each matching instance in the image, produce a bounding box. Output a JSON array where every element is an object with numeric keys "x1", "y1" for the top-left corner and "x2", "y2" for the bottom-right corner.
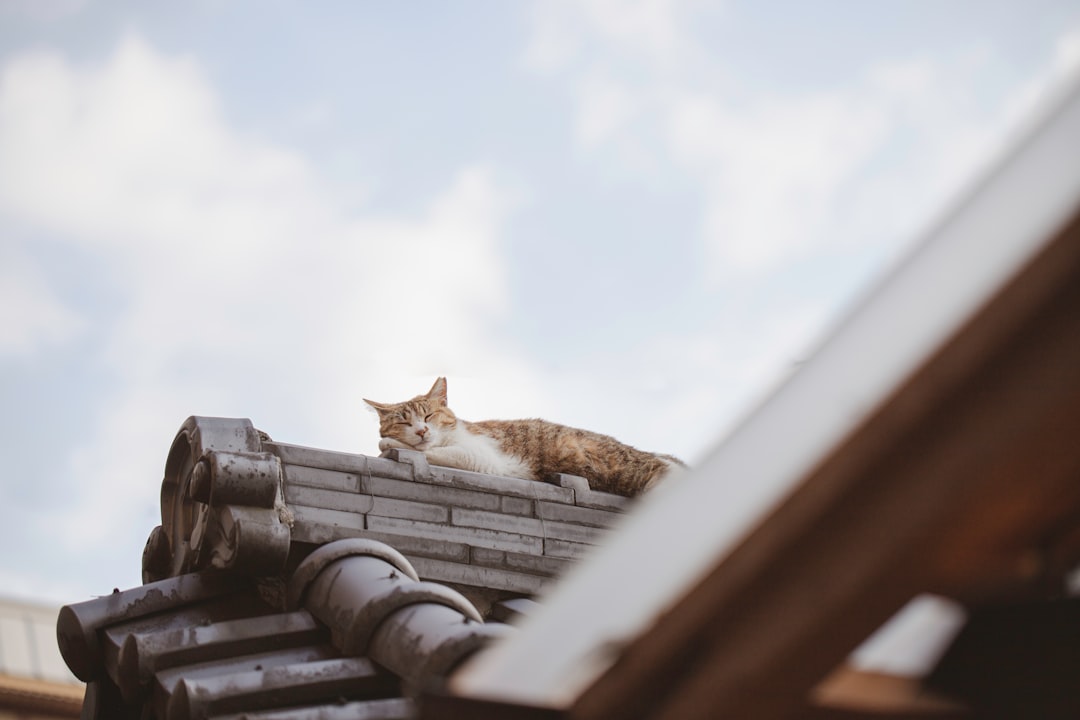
[{"x1": 425, "y1": 427, "x2": 534, "y2": 480}]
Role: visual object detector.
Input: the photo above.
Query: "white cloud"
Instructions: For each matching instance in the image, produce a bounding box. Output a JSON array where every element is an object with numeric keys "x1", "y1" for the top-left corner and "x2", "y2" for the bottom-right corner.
[
  {"x1": 681, "y1": 66, "x2": 1003, "y2": 275},
  {"x1": 0, "y1": 243, "x2": 84, "y2": 357},
  {"x1": 0, "y1": 34, "x2": 530, "y2": 585},
  {"x1": 515, "y1": 2, "x2": 1080, "y2": 482},
  {"x1": 575, "y1": 69, "x2": 642, "y2": 149},
  {"x1": 668, "y1": 88, "x2": 891, "y2": 273},
  {"x1": 524, "y1": 0, "x2": 698, "y2": 74},
  {"x1": 1060, "y1": 26, "x2": 1080, "y2": 68},
  {"x1": 0, "y1": 37, "x2": 323, "y2": 253},
  {"x1": 573, "y1": 0, "x2": 693, "y2": 64},
  {"x1": 522, "y1": 2, "x2": 583, "y2": 73},
  {"x1": 525, "y1": 4, "x2": 1080, "y2": 280}
]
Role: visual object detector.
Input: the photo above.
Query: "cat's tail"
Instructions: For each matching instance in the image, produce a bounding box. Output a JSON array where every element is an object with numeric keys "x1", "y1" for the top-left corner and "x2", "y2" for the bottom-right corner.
[
  {"x1": 659, "y1": 454, "x2": 687, "y2": 468},
  {"x1": 643, "y1": 454, "x2": 687, "y2": 492}
]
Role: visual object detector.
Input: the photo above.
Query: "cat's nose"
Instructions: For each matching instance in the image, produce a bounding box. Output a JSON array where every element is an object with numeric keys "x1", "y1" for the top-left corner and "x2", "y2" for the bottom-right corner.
[{"x1": 416, "y1": 427, "x2": 428, "y2": 439}]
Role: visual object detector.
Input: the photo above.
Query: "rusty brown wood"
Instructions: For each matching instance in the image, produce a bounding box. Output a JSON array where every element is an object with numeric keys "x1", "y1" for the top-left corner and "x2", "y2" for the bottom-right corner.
[
  {"x1": 0, "y1": 674, "x2": 84, "y2": 717},
  {"x1": 809, "y1": 666, "x2": 969, "y2": 718}
]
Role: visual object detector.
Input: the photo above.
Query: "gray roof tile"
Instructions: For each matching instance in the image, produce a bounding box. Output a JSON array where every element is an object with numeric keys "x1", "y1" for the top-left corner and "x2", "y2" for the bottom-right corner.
[{"x1": 59, "y1": 415, "x2": 625, "y2": 718}]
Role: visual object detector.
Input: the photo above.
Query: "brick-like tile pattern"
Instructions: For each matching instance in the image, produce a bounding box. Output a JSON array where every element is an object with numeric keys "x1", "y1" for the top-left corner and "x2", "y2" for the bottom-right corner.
[{"x1": 266, "y1": 442, "x2": 630, "y2": 596}]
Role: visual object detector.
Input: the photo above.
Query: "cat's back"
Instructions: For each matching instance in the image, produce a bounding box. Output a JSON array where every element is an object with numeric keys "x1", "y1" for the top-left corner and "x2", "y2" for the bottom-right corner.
[
  {"x1": 464, "y1": 417, "x2": 618, "y2": 460},
  {"x1": 464, "y1": 417, "x2": 679, "y2": 496}
]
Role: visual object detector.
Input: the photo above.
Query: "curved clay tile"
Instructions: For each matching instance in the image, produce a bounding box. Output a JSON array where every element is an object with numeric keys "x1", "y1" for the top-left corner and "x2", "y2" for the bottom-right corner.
[{"x1": 289, "y1": 538, "x2": 515, "y2": 691}]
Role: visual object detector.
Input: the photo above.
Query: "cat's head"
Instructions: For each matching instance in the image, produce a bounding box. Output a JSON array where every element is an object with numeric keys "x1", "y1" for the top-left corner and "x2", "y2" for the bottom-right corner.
[{"x1": 363, "y1": 377, "x2": 457, "y2": 450}]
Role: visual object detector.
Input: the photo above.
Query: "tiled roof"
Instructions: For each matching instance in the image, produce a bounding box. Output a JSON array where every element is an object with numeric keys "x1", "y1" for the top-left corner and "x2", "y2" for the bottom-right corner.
[
  {"x1": 273, "y1": 443, "x2": 628, "y2": 612},
  {"x1": 58, "y1": 415, "x2": 630, "y2": 718},
  {"x1": 142, "y1": 416, "x2": 629, "y2": 614},
  {"x1": 59, "y1": 540, "x2": 517, "y2": 718}
]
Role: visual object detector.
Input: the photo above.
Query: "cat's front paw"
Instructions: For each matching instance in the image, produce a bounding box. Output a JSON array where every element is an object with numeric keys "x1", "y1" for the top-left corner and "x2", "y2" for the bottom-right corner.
[{"x1": 378, "y1": 437, "x2": 409, "y2": 452}]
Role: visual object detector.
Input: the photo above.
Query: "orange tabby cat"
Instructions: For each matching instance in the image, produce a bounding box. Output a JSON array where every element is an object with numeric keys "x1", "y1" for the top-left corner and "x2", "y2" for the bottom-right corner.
[{"x1": 364, "y1": 377, "x2": 683, "y2": 497}]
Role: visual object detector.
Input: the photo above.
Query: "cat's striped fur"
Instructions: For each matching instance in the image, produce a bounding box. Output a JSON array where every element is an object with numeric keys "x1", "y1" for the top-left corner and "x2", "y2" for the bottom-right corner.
[{"x1": 364, "y1": 377, "x2": 683, "y2": 497}]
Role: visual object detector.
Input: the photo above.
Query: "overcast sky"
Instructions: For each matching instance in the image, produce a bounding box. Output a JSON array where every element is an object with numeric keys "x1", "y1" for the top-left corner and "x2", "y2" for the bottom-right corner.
[{"x1": 1, "y1": 0, "x2": 1078, "y2": 605}]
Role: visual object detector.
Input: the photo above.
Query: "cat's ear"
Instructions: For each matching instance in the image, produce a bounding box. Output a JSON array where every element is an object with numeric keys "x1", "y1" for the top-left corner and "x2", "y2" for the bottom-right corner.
[
  {"x1": 427, "y1": 377, "x2": 448, "y2": 405},
  {"x1": 363, "y1": 398, "x2": 390, "y2": 416}
]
